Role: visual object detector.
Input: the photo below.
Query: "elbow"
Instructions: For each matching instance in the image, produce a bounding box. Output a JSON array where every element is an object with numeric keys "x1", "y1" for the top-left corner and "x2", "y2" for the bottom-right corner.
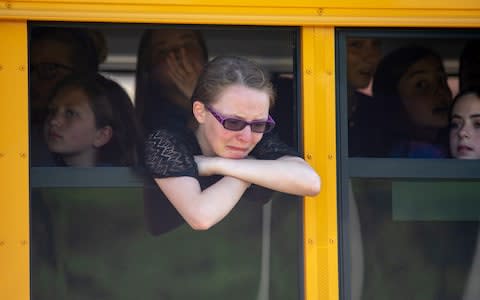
[
  {"x1": 305, "y1": 174, "x2": 321, "y2": 197},
  {"x1": 185, "y1": 213, "x2": 217, "y2": 231},
  {"x1": 189, "y1": 221, "x2": 214, "y2": 231}
]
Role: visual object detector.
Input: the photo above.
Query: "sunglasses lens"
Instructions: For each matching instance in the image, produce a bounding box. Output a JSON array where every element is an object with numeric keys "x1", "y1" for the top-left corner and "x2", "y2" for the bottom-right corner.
[
  {"x1": 223, "y1": 119, "x2": 248, "y2": 131},
  {"x1": 250, "y1": 122, "x2": 267, "y2": 133},
  {"x1": 264, "y1": 122, "x2": 275, "y2": 133},
  {"x1": 251, "y1": 121, "x2": 275, "y2": 133}
]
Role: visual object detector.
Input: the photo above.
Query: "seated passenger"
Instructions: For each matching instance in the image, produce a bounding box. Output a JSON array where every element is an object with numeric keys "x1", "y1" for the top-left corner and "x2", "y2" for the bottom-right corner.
[
  {"x1": 353, "y1": 50, "x2": 475, "y2": 300},
  {"x1": 134, "y1": 28, "x2": 208, "y2": 134},
  {"x1": 145, "y1": 56, "x2": 321, "y2": 231},
  {"x1": 30, "y1": 27, "x2": 103, "y2": 165},
  {"x1": 372, "y1": 46, "x2": 452, "y2": 158},
  {"x1": 344, "y1": 38, "x2": 382, "y2": 299},
  {"x1": 346, "y1": 38, "x2": 383, "y2": 156},
  {"x1": 459, "y1": 40, "x2": 480, "y2": 93},
  {"x1": 135, "y1": 28, "x2": 210, "y2": 233},
  {"x1": 44, "y1": 73, "x2": 141, "y2": 167},
  {"x1": 449, "y1": 88, "x2": 480, "y2": 300},
  {"x1": 449, "y1": 88, "x2": 480, "y2": 159},
  {"x1": 29, "y1": 28, "x2": 106, "y2": 300},
  {"x1": 32, "y1": 73, "x2": 142, "y2": 299}
]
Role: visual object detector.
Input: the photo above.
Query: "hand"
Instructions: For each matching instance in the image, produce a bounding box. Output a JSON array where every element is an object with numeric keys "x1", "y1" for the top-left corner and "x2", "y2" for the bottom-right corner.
[{"x1": 166, "y1": 47, "x2": 204, "y2": 105}]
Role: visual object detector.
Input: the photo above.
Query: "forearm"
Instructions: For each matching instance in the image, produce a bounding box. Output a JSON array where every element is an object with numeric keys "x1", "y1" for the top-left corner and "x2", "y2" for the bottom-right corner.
[
  {"x1": 196, "y1": 176, "x2": 251, "y2": 226},
  {"x1": 204, "y1": 156, "x2": 321, "y2": 196},
  {"x1": 155, "y1": 176, "x2": 250, "y2": 230}
]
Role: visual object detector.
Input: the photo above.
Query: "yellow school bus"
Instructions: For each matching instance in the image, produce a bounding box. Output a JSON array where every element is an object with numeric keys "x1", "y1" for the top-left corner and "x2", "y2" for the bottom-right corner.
[{"x1": 2, "y1": 1, "x2": 480, "y2": 300}]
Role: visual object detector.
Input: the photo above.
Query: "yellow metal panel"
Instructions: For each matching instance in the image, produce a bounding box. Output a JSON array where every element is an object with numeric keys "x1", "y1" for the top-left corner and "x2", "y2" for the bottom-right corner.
[
  {"x1": 1, "y1": 2, "x2": 480, "y2": 27},
  {"x1": 0, "y1": 20, "x2": 29, "y2": 300},
  {"x1": 8, "y1": 0, "x2": 480, "y2": 9},
  {"x1": 302, "y1": 26, "x2": 320, "y2": 300},
  {"x1": 302, "y1": 26, "x2": 338, "y2": 300}
]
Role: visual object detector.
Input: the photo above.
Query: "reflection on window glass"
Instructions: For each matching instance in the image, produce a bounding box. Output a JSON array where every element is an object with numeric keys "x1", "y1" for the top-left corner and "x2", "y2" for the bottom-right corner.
[
  {"x1": 347, "y1": 35, "x2": 480, "y2": 159},
  {"x1": 349, "y1": 178, "x2": 479, "y2": 299},
  {"x1": 30, "y1": 24, "x2": 302, "y2": 299}
]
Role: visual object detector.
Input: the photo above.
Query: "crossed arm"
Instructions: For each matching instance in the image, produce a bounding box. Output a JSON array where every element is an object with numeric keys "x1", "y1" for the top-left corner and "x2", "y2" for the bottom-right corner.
[{"x1": 155, "y1": 155, "x2": 321, "y2": 230}]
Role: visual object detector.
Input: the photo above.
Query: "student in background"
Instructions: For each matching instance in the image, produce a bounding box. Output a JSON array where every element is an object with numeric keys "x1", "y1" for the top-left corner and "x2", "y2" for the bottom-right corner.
[
  {"x1": 346, "y1": 38, "x2": 382, "y2": 119},
  {"x1": 449, "y1": 88, "x2": 480, "y2": 159},
  {"x1": 30, "y1": 27, "x2": 106, "y2": 300},
  {"x1": 44, "y1": 73, "x2": 142, "y2": 167},
  {"x1": 354, "y1": 47, "x2": 457, "y2": 300},
  {"x1": 448, "y1": 88, "x2": 480, "y2": 300},
  {"x1": 134, "y1": 28, "x2": 209, "y2": 233},
  {"x1": 30, "y1": 27, "x2": 103, "y2": 165},
  {"x1": 32, "y1": 72, "x2": 142, "y2": 299},
  {"x1": 134, "y1": 28, "x2": 208, "y2": 134},
  {"x1": 346, "y1": 38, "x2": 383, "y2": 156},
  {"x1": 372, "y1": 46, "x2": 452, "y2": 158}
]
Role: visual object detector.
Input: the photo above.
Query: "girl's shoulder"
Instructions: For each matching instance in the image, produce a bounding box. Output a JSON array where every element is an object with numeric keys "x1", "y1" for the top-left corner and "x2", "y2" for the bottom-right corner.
[
  {"x1": 147, "y1": 127, "x2": 196, "y2": 148},
  {"x1": 145, "y1": 128, "x2": 198, "y2": 178}
]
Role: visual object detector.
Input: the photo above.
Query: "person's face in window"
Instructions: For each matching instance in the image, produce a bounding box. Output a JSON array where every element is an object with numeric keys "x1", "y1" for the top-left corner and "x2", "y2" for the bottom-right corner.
[
  {"x1": 194, "y1": 84, "x2": 270, "y2": 159},
  {"x1": 397, "y1": 56, "x2": 452, "y2": 130},
  {"x1": 347, "y1": 38, "x2": 382, "y2": 90},
  {"x1": 30, "y1": 39, "x2": 75, "y2": 115},
  {"x1": 449, "y1": 93, "x2": 480, "y2": 159},
  {"x1": 149, "y1": 29, "x2": 205, "y2": 89},
  {"x1": 44, "y1": 87, "x2": 109, "y2": 166}
]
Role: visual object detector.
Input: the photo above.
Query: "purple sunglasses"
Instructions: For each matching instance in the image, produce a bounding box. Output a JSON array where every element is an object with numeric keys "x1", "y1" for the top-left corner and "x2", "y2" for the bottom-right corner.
[{"x1": 205, "y1": 105, "x2": 275, "y2": 133}]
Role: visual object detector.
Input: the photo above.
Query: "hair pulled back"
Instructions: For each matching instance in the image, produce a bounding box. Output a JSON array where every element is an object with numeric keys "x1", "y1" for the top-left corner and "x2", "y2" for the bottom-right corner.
[{"x1": 191, "y1": 56, "x2": 275, "y2": 108}]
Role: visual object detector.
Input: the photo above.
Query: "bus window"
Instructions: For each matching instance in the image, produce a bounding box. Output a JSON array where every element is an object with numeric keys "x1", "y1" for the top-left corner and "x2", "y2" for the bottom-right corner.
[
  {"x1": 344, "y1": 33, "x2": 480, "y2": 159},
  {"x1": 337, "y1": 29, "x2": 480, "y2": 300},
  {"x1": 29, "y1": 23, "x2": 303, "y2": 299}
]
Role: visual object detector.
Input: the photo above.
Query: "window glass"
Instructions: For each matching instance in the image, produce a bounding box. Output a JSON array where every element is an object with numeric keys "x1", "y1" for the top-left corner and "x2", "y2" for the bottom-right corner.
[
  {"x1": 343, "y1": 33, "x2": 480, "y2": 158},
  {"x1": 348, "y1": 178, "x2": 479, "y2": 300},
  {"x1": 29, "y1": 23, "x2": 301, "y2": 299},
  {"x1": 338, "y1": 28, "x2": 480, "y2": 300}
]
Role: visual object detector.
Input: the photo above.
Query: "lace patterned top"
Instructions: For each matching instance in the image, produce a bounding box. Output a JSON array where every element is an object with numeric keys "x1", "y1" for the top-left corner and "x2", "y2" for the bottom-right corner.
[{"x1": 145, "y1": 127, "x2": 299, "y2": 179}]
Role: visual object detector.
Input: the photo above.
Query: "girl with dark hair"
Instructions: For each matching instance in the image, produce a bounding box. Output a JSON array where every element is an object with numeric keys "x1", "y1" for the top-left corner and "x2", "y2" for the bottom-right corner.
[
  {"x1": 44, "y1": 73, "x2": 142, "y2": 166},
  {"x1": 449, "y1": 88, "x2": 480, "y2": 300},
  {"x1": 30, "y1": 27, "x2": 104, "y2": 166},
  {"x1": 449, "y1": 87, "x2": 480, "y2": 159},
  {"x1": 372, "y1": 45, "x2": 452, "y2": 158},
  {"x1": 144, "y1": 56, "x2": 320, "y2": 231}
]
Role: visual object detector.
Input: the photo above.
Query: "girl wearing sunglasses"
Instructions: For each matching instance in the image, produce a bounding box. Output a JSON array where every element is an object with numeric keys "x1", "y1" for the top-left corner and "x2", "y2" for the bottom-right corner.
[{"x1": 144, "y1": 55, "x2": 321, "y2": 231}]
